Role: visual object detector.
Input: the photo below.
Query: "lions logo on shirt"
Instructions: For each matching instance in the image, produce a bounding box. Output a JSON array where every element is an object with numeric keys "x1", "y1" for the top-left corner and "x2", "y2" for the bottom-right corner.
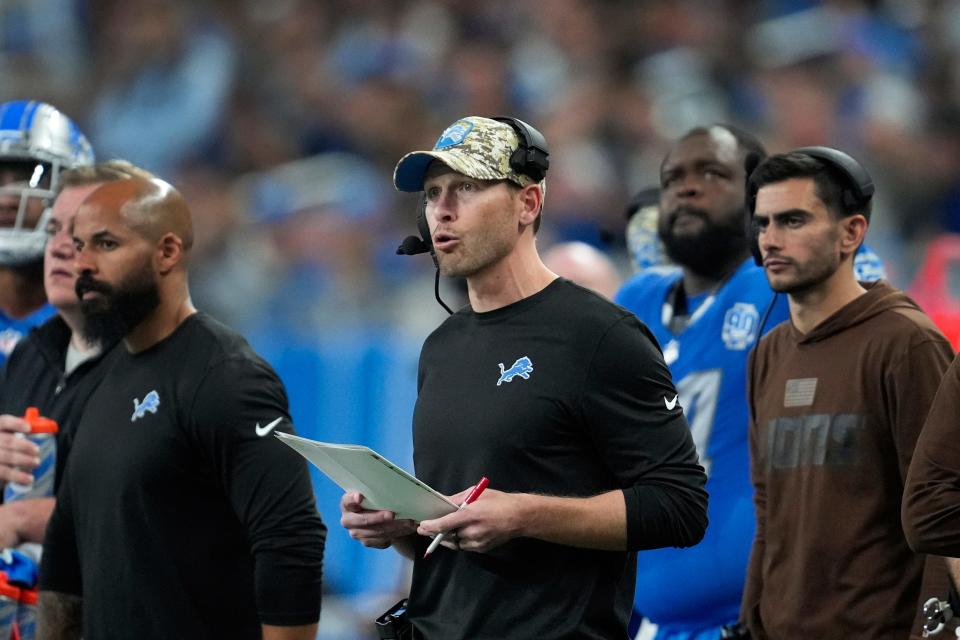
[
  {"x1": 497, "y1": 356, "x2": 533, "y2": 386},
  {"x1": 721, "y1": 302, "x2": 760, "y2": 351},
  {"x1": 131, "y1": 390, "x2": 160, "y2": 422}
]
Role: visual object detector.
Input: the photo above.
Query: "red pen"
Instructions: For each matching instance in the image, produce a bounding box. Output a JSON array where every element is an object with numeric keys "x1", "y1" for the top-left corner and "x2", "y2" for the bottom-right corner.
[{"x1": 423, "y1": 476, "x2": 489, "y2": 558}]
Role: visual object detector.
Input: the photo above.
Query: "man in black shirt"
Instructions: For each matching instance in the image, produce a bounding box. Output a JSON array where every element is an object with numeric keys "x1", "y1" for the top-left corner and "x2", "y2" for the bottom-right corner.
[
  {"x1": 39, "y1": 176, "x2": 325, "y2": 639},
  {"x1": 340, "y1": 116, "x2": 708, "y2": 639}
]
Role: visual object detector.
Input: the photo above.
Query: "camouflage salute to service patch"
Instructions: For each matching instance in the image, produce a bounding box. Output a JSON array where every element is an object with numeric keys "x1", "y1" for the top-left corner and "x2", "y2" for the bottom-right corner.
[{"x1": 393, "y1": 116, "x2": 539, "y2": 192}]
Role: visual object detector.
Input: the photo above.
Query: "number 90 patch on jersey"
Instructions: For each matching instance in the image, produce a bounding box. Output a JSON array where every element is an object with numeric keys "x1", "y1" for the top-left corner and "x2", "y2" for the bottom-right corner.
[{"x1": 721, "y1": 302, "x2": 759, "y2": 351}]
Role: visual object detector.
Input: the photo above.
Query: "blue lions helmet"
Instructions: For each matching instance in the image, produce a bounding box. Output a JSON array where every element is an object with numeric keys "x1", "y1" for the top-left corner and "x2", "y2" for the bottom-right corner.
[
  {"x1": 624, "y1": 186, "x2": 666, "y2": 272},
  {"x1": 0, "y1": 100, "x2": 94, "y2": 266}
]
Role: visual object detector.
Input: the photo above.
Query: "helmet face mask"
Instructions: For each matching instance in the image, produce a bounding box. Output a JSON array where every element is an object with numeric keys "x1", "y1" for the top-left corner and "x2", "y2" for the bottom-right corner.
[{"x1": 0, "y1": 101, "x2": 94, "y2": 267}]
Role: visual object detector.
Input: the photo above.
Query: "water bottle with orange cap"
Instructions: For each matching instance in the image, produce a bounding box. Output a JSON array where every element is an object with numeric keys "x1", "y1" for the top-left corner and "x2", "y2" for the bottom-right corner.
[
  {"x1": 0, "y1": 408, "x2": 57, "y2": 640},
  {"x1": 0, "y1": 548, "x2": 38, "y2": 640},
  {"x1": 0, "y1": 572, "x2": 20, "y2": 640},
  {"x1": 3, "y1": 408, "x2": 58, "y2": 503},
  {"x1": 15, "y1": 588, "x2": 37, "y2": 640}
]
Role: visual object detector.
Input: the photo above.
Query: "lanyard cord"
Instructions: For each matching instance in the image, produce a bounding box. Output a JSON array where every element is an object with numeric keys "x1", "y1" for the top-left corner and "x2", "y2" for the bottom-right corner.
[{"x1": 661, "y1": 280, "x2": 719, "y2": 334}]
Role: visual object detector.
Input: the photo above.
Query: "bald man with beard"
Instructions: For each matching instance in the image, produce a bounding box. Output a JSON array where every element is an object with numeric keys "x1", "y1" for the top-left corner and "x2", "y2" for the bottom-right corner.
[{"x1": 38, "y1": 178, "x2": 326, "y2": 640}]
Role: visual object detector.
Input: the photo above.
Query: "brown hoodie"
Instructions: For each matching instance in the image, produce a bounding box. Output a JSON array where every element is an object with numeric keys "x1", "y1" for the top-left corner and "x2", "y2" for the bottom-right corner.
[
  {"x1": 743, "y1": 281, "x2": 953, "y2": 639},
  {"x1": 903, "y1": 351, "x2": 960, "y2": 555}
]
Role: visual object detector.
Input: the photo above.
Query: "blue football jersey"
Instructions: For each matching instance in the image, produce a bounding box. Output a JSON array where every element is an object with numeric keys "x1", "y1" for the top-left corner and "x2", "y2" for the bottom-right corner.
[
  {"x1": 616, "y1": 259, "x2": 789, "y2": 637},
  {"x1": 0, "y1": 304, "x2": 56, "y2": 367}
]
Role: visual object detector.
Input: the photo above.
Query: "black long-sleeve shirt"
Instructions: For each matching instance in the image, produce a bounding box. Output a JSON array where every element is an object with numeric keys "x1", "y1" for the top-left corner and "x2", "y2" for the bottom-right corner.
[
  {"x1": 41, "y1": 313, "x2": 325, "y2": 638},
  {"x1": 409, "y1": 279, "x2": 707, "y2": 640}
]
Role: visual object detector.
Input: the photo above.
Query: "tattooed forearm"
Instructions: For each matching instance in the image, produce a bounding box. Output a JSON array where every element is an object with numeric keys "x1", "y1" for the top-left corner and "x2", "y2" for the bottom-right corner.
[{"x1": 37, "y1": 591, "x2": 82, "y2": 640}]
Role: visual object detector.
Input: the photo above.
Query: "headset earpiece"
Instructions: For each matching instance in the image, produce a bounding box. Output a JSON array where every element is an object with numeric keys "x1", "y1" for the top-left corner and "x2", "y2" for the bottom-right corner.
[
  {"x1": 415, "y1": 195, "x2": 438, "y2": 269},
  {"x1": 396, "y1": 196, "x2": 436, "y2": 268},
  {"x1": 396, "y1": 195, "x2": 451, "y2": 313},
  {"x1": 744, "y1": 152, "x2": 763, "y2": 266},
  {"x1": 491, "y1": 116, "x2": 550, "y2": 183}
]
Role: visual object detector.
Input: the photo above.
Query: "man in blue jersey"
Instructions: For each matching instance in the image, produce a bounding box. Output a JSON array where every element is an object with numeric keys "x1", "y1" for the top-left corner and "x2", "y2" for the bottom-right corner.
[
  {"x1": 0, "y1": 100, "x2": 94, "y2": 364},
  {"x1": 617, "y1": 125, "x2": 784, "y2": 640}
]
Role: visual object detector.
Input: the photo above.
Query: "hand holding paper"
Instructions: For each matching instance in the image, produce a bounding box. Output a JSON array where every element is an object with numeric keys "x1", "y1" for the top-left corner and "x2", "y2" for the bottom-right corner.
[{"x1": 340, "y1": 491, "x2": 418, "y2": 550}]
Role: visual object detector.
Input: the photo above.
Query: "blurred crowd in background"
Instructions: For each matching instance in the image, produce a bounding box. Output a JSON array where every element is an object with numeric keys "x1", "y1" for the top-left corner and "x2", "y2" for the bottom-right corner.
[
  {"x1": 9, "y1": 0, "x2": 960, "y2": 334},
  {"x1": 5, "y1": 0, "x2": 960, "y2": 636}
]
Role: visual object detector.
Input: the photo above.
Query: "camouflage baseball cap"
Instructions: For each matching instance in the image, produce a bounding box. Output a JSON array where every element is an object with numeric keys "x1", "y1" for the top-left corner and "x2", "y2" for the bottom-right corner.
[{"x1": 393, "y1": 116, "x2": 538, "y2": 192}]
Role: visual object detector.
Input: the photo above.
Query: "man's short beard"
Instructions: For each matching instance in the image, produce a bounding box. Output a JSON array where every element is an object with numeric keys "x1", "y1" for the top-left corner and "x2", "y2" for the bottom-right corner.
[
  {"x1": 658, "y1": 205, "x2": 749, "y2": 278},
  {"x1": 768, "y1": 244, "x2": 841, "y2": 297},
  {"x1": 77, "y1": 263, "x2": 161, "y2": 348},
  {"x1": 436, "y1": 215, "x2": 516, "y2": 279},
  {"x1": 771, "y1": 265, "x2": 835, "y2": 296}
]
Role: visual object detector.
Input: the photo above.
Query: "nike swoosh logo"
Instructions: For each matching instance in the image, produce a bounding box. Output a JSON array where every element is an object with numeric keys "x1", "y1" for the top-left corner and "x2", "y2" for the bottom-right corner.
[
  {"x1": 255, "y1": 417, "x2": 284, "y2": 437},
  {"x1": 664, "y1": 394, "x2": 679, "y2": 411}
]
